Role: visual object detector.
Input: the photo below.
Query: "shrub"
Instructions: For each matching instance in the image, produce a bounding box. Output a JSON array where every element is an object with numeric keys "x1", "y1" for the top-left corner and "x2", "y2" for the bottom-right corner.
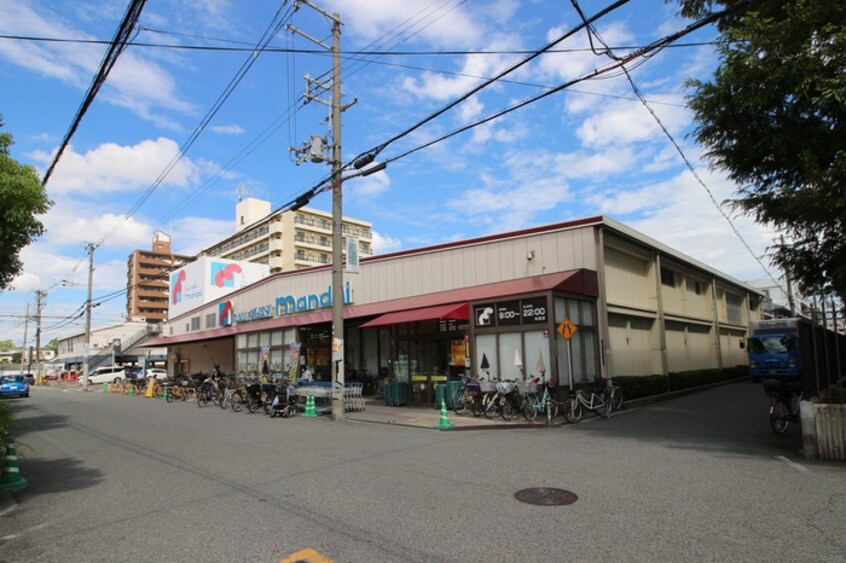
[
  {"x1": 0, "y1": 400, "x2": 14, "y2": 446},
  {"x1": 615, "y1": 366, "x2": 748, "y2": 399}
]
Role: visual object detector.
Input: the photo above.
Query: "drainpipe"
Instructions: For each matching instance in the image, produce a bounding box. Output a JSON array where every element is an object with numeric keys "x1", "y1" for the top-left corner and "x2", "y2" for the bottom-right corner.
[
  {"x1": 711, "y1": 277, "x2": 723, "y2": 370},
  {"x1": 654, "y1": 253, "x2": 669, "y2": 388},
  {"x1": 595, "y1": 227, "x2": 611, "y2": 380}
]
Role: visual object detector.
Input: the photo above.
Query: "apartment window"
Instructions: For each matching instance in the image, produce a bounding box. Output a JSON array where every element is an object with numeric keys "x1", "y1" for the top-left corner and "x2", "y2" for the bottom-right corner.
[
  {"x1": 726, "y1": 293, "x2": 743, "y2": 324},
  {"x1": 205, "y1": 313, "x2": 216, "y2": 329},
  {"x1": 660, "y1": 267, "x2": 676, "y2": 287},
  {"x1": 191, "y1": 317, "x2": 200, "y2": 331},
  {"x1": 693, "y1": 281, "x2": 703, "y2": 295}
]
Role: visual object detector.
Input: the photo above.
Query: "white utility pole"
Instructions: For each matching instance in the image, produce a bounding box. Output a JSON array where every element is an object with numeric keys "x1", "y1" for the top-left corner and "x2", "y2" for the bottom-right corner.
[
  {"x1": 19, "y1": 303, "x2": 30, "y2": 374},
  {"x1": 288, "y1": 1, "x2": 352, "y2": 420},
  {"x1": 34, "y1": 290, "x2": 45, "y2": 383},
  {"x1": 83, "y1": 242, "x2": 95, "y2": 390}
]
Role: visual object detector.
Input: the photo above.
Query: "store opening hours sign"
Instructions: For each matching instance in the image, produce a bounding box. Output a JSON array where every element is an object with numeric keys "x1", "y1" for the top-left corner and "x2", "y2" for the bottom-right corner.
[{"x1": 474, "y1": 297, "x2": 548, "y2": 328}]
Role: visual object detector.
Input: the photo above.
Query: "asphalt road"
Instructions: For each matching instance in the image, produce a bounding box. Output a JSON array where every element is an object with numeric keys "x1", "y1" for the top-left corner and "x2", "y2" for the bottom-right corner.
[{"x1": 1, "y1": 381, "x2": 844, "y2": 562}]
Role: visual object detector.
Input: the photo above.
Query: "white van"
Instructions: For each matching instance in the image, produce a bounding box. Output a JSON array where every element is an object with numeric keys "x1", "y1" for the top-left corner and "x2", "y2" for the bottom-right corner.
[{"x1": 82, "y1": 366, "x2": 128, "y2": 385}]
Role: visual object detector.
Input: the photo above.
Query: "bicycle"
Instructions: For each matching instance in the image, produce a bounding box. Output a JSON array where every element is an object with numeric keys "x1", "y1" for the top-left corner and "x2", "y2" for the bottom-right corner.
[
  {"x1": 563, "y1": 384, "x2": 611, "y2": 423},
  {"x1": 521, "y1": 376, "x2": 561, "y2": 424},
  {"x1": 763, "y1": 379, "x2": 802, "y2": 434},
  {"x1": 450, "y1": 379, "x2": 481, "y2": 417},
  {"x1": 607, "y1": 378, "x2": 623, "y2": 412}
]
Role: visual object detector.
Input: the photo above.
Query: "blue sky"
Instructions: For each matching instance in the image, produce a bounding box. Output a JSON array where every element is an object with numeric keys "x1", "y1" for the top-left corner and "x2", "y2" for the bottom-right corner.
[{"x1": 0, "y1": 0, "x2": 780, "y2": 345}]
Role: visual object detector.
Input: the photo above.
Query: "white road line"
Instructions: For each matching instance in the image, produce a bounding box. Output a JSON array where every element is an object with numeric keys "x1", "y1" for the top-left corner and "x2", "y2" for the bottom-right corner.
[{"x1": 775, "y1": 455, "x2": 809, "y2": 472}]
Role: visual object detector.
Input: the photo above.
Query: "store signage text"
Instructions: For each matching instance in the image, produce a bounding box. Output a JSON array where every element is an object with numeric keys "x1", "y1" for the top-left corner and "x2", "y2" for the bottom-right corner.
[
  {"x1": 474, "y1": 296, "x2": 548, "y2": 327},
  {"x1": 275, "y1": 282, "x2": 353, "y2": 316},
  {"x1": 233, "y1": 305, "x2": 272, "y2": 323}
]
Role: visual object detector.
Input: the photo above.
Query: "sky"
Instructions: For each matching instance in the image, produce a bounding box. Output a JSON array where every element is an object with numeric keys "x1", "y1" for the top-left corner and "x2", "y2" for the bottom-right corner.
[{"x1": 0, "y1": 0, "x2": 783, "y2": 347}]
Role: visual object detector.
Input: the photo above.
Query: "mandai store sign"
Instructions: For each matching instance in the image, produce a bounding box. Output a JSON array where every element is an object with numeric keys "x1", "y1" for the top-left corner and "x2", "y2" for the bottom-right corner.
[{"x1": 225, "y1": 282, "x2": 354, "y2": 324}]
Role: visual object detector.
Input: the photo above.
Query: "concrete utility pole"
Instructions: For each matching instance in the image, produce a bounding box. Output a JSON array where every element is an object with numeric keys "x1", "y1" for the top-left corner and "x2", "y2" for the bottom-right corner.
[
  {"x1": 83, "y1": 242, "x2": 95, "y2": 390},
  {"x1": 20, "y1": 303, "x2": 30, "y2": 374},
  {"x1": 35, "y1": 290, "x2": 45, "y2": 383},
  {"x1": 288, "y1": 1, "x2": 350, "y2": 420}
]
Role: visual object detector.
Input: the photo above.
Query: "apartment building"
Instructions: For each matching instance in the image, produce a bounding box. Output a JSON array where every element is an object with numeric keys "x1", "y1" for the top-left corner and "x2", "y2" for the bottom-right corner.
[
  {"x1": 126, "y1": 232, "x2": 191, "y2": 322},
  {"x1": 203, "y1": 197, "x2": 372, "y2": 273}
]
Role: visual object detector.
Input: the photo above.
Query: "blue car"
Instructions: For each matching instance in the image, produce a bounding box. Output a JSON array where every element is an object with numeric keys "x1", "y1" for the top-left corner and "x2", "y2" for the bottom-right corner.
[{"x1": 0, "y1": 375, "x2": 30, "y2": 398}]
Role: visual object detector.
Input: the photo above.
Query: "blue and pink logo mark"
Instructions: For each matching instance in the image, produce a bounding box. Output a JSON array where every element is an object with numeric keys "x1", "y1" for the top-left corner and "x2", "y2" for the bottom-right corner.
[
  {"x1": 211, "y1": 262, "x2": 243, "y2": 288},
  {"x1": 219, "y1": 300, "x2": 234, "y2": 327},
  {"x1": 171, "y1": 270, "x2": 187, "y2": 305}
]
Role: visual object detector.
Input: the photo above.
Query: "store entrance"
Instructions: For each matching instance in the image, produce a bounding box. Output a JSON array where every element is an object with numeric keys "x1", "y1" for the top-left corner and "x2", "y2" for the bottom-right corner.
[{"x1": 394, "y1": 320, "x2": 469, "y2": 406}]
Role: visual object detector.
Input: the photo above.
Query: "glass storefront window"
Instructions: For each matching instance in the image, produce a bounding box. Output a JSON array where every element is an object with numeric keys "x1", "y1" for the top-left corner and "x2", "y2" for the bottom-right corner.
[
  {"x1": 271, "y1": 331, "x2": 283, "y2": 346},
  {"x1": 498, "y1": 332, "x2": 523, "y2": 381},
  {"x1": 475, "y1": 334, "x2": 497, "y2": 381},
  {"x1": 259, "y1": 332, "x2": 270, "y2": 347},
  {"x1": 523, "y1": 330, "x2": 548, "y2": 381}
]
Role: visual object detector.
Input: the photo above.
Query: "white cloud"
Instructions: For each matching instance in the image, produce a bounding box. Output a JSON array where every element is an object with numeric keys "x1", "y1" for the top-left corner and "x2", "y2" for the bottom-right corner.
[
  {"x1": 347, "y1": 166, "x2": 391, "y2": 199},
  {"x1": 328, "y1": 0, "x2": 482, "y2": 47},
  {"x1": 30, "y1": 138, "x2": 201, "y2": 196},
  {"x1": 576, "y1": 96, "x2": 689, "y2": 148},
  {"x1": 210, "y1": 124, "x2": 246, "y2": 135},
  {"x1": 172, "y1": 216, "x2": 236, "y2": 255},
  {"x1": 371, "y1": 231, "x2": 402, "y2": 254},
  {"x1": 0, "y1": 2, "x2": 194, "y2": 126}
]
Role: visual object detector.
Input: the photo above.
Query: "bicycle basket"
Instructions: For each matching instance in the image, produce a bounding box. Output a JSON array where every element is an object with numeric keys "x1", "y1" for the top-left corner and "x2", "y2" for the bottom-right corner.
[
  {"x1": 517, "y1": 381, "x2": 537, "y2": 394},
  {"x1": 496, "y1": 381, "x2": 516, "y2": 394},
  {"x1": 479, "y1": 381, "x2": 497, "y2": 393}
]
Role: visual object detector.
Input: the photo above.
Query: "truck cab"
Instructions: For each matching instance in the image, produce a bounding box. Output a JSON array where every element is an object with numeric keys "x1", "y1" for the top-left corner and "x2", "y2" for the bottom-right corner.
[{"x1": 747, "y1": 319, "x2": 803, "y2": 380}]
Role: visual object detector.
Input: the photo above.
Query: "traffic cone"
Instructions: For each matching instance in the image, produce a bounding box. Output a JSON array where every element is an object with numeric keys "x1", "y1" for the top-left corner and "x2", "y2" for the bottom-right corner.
[
  {"x1": 163, "y1": 387, "x2": 169, "y2": 401},
  {"x1": 303, "y1": 394, "x2": 317, "y2": 418},
  {"x1": 101, "y1": 383, "x2": 109, "y2": 393},
  {"x1": 128, "y1": 384, "x2": 135, "y2": 397},
  {"x1": 435, "y1": 399, "x2": 455, "y2": 430},
  {"x1": 0, "y1": 441, "x2": 28, "y2": 492}
]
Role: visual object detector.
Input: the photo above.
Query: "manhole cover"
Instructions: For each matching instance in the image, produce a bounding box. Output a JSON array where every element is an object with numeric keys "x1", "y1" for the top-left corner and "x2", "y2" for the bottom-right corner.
[{"x1": 514, "y1": 487, "x2": 578, "y2": 506}]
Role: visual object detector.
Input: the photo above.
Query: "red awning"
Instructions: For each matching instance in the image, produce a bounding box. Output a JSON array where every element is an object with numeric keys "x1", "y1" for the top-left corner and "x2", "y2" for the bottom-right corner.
[{"x1": 359, "y1": 303, "x2": 469, "y2": 329}]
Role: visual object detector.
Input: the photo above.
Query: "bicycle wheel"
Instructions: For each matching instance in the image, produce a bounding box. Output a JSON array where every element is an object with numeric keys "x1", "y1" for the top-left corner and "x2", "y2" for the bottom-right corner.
[
  {"x1": 247, "y1": 396, "x2": 260, "y2": 413},
  {"x1": 452, "y1": 390, "x2": 467, "y2": 416},
  {"x1": 263, "y1": 395, "x2": 274, "y2": 416},
  {"x1": 500, "y1": 397, "x2": 516, "y2": 421},
  {"x1": 611, "y1": 386, "x2": 624, "y2": 411},
  {"x1": 563, "y1": 396, "x2": 582, "y2": 423},
  {"x1": 482, "y1": 393, "x2": 497, "y2": 419},
  {"x1": 196, "y1": 389, "x2": 209, "y2": 408},
  {"x1": 770, "y1": 399, "x2": 791, "y2": 434},
  {"x1": 547, "y1": 400, "x2": 559, "y2": 421},
  {"x1": 231, "y1": 393, "x2": 243, "y2": 412},
  {"x1": 470, "y1": 396, "x2": 482, "y2": 417},
  {"x1": 596, "y1": 393, "x2": 611, "y2": 419},
  {"x1": 523, "y1": 396, "x2": 537, "y2": 422}
]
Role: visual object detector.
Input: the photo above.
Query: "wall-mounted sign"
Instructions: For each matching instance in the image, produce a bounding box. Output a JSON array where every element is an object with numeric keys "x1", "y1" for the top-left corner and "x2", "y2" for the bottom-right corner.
[
  {"x1": 275, "y1": 282, "x2": 353, "y2": 316},
  {"x1": 474, "y1": 296, "x2": 551, "y2": 329},
  {"x1": 521, "y1": 298, "x2": 547, "y2": 324},
  {"x1": 233, "y1": 305, "x2": 272, "y2": 323},
  {"x1": 496, "y1": 300, "x2": 521, "y2": 326},
  {"x1": 474, "y1": 304, "x2": 495, "y2": 327}
]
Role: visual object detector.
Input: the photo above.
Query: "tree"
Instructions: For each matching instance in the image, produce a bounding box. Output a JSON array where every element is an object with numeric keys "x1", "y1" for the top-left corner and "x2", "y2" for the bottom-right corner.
[
  {"x1": 0, "y1": 115, "x2": 53, "y2": 290},
  {"x1": 47, "y1": 338, "x2": 58, "y2": 351},
  {"x1": 0, "y1": 339, "x2": 14, "y2": 351},
  {"x1": 678, "y1": 1, "x2": 846, "y2": 300}
]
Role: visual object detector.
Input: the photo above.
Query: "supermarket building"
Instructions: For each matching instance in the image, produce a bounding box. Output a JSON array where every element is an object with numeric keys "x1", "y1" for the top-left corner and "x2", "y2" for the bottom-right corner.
[{"x1": 148, "y1": 216, "x2": 763, "y2": 406}]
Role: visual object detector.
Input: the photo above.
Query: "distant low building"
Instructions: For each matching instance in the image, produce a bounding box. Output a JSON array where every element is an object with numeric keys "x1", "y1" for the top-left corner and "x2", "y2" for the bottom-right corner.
[{"x1": 55, "y1": 319, "x2": 167, "y2": 371}]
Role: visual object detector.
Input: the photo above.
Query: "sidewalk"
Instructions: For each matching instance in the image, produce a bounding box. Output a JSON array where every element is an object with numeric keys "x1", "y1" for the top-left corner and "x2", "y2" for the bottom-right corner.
[{"x1": 345, "y1": 399, "x2": 562, "y2": 430}]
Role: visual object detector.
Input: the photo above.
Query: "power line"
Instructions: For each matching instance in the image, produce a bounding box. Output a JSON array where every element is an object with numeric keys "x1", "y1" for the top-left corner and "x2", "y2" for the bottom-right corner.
[
  {"x1": 0, "y1": 32, "x2": 717, "y2": 55},
  {"x1": 41, "y1": 0, "x2": 148, "y2": 187},
  {"x1": 567, "y1": 0, "x2": 781, "y2": 289}
]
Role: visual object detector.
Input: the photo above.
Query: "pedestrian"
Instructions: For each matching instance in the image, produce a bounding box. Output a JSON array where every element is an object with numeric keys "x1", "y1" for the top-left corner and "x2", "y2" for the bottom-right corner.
[{"x1": 301, "y1": 365, "x2": 313, "y2": 382}]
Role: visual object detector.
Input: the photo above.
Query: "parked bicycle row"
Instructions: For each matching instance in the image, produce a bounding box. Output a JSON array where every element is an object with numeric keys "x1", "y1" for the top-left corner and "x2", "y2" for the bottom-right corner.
[
  {"x1": 103, "y1": 367, "x2": 366, "y2": 418},
  {"x1": 449, "y1": 375, "x2": 624, "y2": 424}
]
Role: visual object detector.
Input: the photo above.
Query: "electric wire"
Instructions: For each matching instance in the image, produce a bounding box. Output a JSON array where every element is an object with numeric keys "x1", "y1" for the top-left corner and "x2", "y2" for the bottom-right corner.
[
  {"x1": 40, "y1": 0, "x2": 147, "y2": 187},
  {"x1": 568, "y1": 0, "x2": 782, "y2": 290}
]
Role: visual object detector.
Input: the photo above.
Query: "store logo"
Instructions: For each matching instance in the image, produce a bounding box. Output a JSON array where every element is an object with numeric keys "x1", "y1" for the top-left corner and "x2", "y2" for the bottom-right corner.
[
  {"x1": 219, "y1": 300, "x2": 234, "y2": 327},
  {"x1": 171, "y1": 270, "x2": 187, "y2": 305},
  {"x1": 275, "y1": 282, "x2": 353, "y2": 315},
  {"x1": 476, "y1": 306, "x2": 494, "y2": 326},
  {"x1": 211, "y1": 262, "x2": 243, "y2": 288}
]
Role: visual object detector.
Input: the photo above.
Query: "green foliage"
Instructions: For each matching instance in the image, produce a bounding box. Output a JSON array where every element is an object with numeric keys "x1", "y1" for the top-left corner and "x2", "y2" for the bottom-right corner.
[
  {"x1": 0, "y1": 339, "x2": 14, "y2": 350},
  {"x1": 679, "y1": 1, "x2": 846, "y2": 300},
  {"x1": 0, "y1": 119, "x2": 53, "y2": 290},
  {"x1": 0, "y1": 400, "x2": 14, "y2": 445},
  {"x1": 615, "y1": 366, "x2": 748, "y2": 399},
  {"x1": 613, "y1": 375, "x2": 669, "y2": 400}
]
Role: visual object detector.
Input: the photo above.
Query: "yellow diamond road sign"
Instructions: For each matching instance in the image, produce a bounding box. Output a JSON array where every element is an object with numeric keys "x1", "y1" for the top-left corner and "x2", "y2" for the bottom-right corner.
[{"x1": 557, "y1": 319, "x2": 578, "y2": 340}]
